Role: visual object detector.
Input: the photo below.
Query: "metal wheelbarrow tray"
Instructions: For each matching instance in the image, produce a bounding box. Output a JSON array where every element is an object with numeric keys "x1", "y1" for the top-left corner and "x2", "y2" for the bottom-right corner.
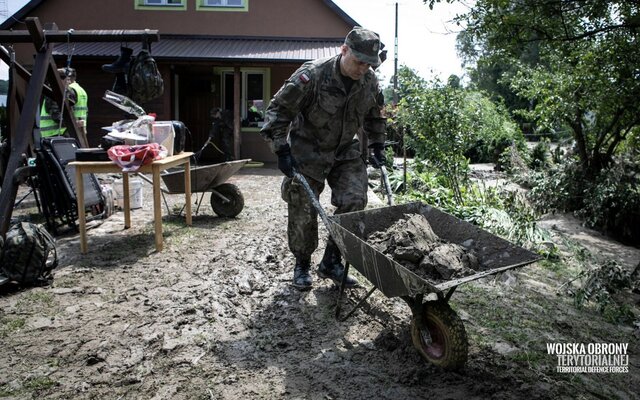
[
  {"x1": 160, "y1": 159, "x2": 250, "y2": 217},
  {"x1": 329, "y1": 201, "x2": 541, "y2": 370}
]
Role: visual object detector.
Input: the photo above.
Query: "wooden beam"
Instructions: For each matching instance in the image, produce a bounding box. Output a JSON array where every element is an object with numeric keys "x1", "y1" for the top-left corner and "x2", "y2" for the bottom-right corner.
[{"x1": 0, "y1": 44, "x2": 52, "y2": 237}]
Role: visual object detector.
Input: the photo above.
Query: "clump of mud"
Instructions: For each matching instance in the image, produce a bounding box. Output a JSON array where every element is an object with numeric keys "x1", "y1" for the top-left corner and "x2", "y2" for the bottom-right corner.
[{"x1": 367, "y1": 213, "x2": 480, "y2": 282}]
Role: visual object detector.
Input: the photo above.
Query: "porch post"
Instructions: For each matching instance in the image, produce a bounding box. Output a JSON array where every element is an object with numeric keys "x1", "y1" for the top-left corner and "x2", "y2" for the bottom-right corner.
[{"x1": 233, "y1": 67, "x2": 241, "y2": 160}]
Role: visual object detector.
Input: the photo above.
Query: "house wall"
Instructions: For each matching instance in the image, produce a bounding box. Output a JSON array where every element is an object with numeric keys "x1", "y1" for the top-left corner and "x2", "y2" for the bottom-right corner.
[{"x1": 16, "y1": 0, "x2": 352, "y2": 38}]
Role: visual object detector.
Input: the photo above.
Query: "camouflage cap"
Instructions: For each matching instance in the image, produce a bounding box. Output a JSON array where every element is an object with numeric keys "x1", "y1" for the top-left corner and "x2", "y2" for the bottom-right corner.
[{"x1": 345, "y1": 26, "x2": 382, "y2": 67}]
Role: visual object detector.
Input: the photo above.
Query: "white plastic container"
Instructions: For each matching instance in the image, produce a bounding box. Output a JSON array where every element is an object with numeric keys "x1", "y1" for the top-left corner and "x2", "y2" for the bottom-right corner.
[
  {"x1": 113, "y1": 178, "x2": 144, "y2": 210},
  {"x1": 152, "y1": 122, "x2": 175, "y2": 156}
]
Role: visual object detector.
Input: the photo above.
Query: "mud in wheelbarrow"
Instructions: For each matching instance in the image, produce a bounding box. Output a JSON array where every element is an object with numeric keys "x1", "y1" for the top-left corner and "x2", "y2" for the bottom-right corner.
[
  {"x1": 159, "y1": 159, "x2": 250, "y2": 217},
  {"x1": 328, "y1": 201, "x2": 541, "y2": 370}
]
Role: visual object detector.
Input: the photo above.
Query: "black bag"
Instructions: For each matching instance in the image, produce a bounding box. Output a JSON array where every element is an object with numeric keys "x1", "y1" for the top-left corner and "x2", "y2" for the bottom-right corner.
[
  {"x1": 0, "y1": 222, "x2": 57, "y2": 286},
  {"x1": 127, "y1": 50, "x2": 164, "y2": 105}
]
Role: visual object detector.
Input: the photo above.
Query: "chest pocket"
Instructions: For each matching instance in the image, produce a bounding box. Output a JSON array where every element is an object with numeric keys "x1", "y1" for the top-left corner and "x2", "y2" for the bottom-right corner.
[{"x1": 306, "y1": 87, "x2": 344, "y2": 128}]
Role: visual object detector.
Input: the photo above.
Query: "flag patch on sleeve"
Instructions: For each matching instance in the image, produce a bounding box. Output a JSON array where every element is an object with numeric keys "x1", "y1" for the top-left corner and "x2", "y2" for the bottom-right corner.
[{"x1": 299, "y1": 72, "x2": 310, "y2": 84}]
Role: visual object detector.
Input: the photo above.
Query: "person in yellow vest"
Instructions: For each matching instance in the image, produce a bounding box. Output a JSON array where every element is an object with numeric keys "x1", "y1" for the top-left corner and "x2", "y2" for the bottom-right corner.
[
  {"x1": 66, "y1": 68, "x2": 89, "y2": 145},
  {"x1": 40, "y1": 68, "x2": 77, "y2": 138},
  {"x1": 66, "y1": 68, "x2": 88, "y2": 127}
]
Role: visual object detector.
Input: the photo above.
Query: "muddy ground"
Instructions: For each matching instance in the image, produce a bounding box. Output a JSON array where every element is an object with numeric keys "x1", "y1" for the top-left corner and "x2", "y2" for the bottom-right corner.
[{"x1": 1, "y1": 165, "x2": 639, "y2": 399}]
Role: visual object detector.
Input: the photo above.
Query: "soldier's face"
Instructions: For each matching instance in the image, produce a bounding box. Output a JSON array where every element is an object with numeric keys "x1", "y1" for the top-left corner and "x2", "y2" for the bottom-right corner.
[{"x1": 340, "y1": 46, "x2": 371, "y2": 80}]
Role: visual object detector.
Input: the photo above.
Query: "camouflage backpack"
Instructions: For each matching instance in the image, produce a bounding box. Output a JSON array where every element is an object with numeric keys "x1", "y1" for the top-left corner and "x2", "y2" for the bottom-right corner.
[
  {"x1": 0, "y1": 222, "x2": 58, "y2": 286},
  {"x1": 127, "y1": 49, "x2": 164, "y2": 105}
]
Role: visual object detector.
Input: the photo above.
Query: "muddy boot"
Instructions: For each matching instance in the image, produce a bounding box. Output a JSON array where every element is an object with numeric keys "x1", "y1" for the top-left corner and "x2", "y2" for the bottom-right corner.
[
  {"x1": 293, "y1": 257, "x2": 313, "y2": 291},
  {"x1": 102, "y1": 47, "x2": 133, "y2": 74},
  {"x1": 317, "y1": 241, "x2": 358, "y2": 288}
]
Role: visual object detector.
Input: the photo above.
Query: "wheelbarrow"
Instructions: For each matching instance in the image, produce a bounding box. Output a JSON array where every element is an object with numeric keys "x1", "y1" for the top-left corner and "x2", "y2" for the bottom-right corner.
[
  {"x1": 139, "y1": 159, "x2": 250, "y2": 218},
  {"x1": 328, "y1": 201, "x2": 541, "y2": 370},
  {"x1": 293, "y1": 171, "x2": 540, "y2": 370}
]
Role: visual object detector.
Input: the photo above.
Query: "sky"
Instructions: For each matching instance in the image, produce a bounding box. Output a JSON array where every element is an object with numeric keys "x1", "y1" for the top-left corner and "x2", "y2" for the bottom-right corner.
[{"x1": 1, "y1": 0, "x2": 470, "y2": 85}]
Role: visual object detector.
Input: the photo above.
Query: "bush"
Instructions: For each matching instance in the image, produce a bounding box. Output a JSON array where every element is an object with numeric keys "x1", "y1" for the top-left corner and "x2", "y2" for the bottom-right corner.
[{"x1": 576, "y1": 154, "x2": 640, "y2": 245}]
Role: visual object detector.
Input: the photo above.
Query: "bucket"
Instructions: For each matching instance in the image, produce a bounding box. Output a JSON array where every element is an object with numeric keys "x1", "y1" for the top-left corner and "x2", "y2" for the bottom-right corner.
[{"x1": 113, "y1": 178, "x2": 144, "y2": 209}]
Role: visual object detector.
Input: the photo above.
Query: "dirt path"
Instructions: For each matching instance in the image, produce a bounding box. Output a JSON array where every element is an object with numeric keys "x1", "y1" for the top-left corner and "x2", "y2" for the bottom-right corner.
[{"x1": 0, "y1": 166, "x2": 638, "y2": 399}]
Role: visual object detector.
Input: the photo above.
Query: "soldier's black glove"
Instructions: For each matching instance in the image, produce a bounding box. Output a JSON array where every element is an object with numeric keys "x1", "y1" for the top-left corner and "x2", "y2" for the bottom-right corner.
[
  {"x1": 369, "y1": 143, "x2": 386, "y2": 169},
  {"x1": 275, "y1": 144, "x2": 296, "y2": 178}
]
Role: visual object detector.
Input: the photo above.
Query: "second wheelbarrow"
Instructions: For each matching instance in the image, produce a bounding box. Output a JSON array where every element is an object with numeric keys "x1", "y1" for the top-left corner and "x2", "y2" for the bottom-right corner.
[{"x1": 147, "y1": 159, "x2": 250, "y2": 217}]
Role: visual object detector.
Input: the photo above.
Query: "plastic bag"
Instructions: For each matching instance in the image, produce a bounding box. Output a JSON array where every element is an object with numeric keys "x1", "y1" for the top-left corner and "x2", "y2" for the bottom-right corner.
[{"x1": 107, "y1": 143, "x2": 168, "y2": 172}]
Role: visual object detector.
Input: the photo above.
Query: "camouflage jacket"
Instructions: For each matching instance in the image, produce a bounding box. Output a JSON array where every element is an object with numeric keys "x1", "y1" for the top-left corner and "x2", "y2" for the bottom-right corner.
[{"x1": 260, "y1": 54, "x2": 386, "y2": 182}]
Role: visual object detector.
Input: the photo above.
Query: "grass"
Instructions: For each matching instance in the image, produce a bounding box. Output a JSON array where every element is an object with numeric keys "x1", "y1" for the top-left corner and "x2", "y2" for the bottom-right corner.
[{"x1": 0, "y1": 316, "x2": 26, "y2": 338}]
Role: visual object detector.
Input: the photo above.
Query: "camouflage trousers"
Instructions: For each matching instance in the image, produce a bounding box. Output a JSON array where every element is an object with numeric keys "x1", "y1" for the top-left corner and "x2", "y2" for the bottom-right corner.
[{"x1": 281, "y1": 157, "x2": 368, "y2": 260}]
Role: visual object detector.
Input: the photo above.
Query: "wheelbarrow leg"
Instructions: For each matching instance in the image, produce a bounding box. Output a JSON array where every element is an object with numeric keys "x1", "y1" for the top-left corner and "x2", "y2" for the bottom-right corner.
[{"x1": 335, "y1": 262, "x2": 377, "y2": 322}]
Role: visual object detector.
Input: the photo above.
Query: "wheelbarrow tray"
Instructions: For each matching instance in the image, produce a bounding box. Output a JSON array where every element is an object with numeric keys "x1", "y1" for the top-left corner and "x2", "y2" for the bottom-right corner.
[
  {"x1": 161, "y1": 159, "x2": 250, "y2": 193},
  {"x1": 328, "y1": 202, "x2": 541, "y2": 298}
]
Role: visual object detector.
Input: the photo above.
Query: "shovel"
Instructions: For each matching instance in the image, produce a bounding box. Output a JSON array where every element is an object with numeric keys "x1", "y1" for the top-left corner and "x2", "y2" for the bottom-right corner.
[
  {"x1": 371, "y1": 155, "x2": 394, "y2": 206},
  {"x1": 291, "y1": 170, "x2": 357, "y2": 294}
]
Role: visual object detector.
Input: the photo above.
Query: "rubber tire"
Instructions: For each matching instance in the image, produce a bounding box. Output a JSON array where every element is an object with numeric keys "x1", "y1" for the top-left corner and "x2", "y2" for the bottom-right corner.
[
  {"x1": 210, "y1": 183, "x2": 244, "y2": 217},
  {"x1": 410, "y1": 300, "x2": 468, "y2": 370}
]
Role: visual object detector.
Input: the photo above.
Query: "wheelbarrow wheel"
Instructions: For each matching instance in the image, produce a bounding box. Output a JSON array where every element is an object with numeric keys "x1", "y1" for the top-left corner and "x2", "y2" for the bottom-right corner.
[
  {"x1": 410, "y1": 300, "x2": 468, "y2": 370},
  {"x1": 210, "y1": 183, "x2": 244, "y2": 217}
]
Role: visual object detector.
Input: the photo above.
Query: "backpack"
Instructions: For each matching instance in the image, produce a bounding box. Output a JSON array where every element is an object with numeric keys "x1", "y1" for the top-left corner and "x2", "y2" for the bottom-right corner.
[
  {"x1": 0, "y1": 222, "x2": 58, "y2": 286},
  {"x1": 127, "y1": 50, "x2": 164, "y2": 105}
]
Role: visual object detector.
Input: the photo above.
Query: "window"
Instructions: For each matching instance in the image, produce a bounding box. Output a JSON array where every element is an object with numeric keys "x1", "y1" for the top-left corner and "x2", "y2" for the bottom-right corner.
[
  {"x1": 219, "y1": 69, "x2": 268, "y2": 129},
  {"x1": 198, "y1": 0, "x2": 248, "y2": 11},
  {"x1": 136, "y1": 0, "x2": 186, "y2": 10},
  {"x1": 145, "y1": 0, "x2": 183, "y2": 4},
  {"x1": 204, "y1": 0, "x2": 244, "y2": 6}
]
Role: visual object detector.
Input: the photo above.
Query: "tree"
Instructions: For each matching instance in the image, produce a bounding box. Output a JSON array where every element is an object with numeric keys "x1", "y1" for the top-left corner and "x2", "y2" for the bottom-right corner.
[
  {"x1": 397, "y1": 67, "x2": 472, "y2": 204},
  {"x1": 451, "y1": 0, "x2": 640, "y2": 178}
]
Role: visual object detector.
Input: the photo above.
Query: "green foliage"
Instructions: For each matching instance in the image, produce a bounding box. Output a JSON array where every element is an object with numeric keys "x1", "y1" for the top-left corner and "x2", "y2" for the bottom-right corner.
[
  {"x1": 527, "y1": 157, "x2": 585, "y2": 212},
  {"x1": 573, "y1": 260, "x2": 636, "y2": 324},
  {"x1": 456, "y1": 0, "x2": 640, "y2": 179},
  {"x1": 529, "y1": 139, "x2": 551, "y2": 170},
  {"x1": 463, "y1": 91, "x2": 527, "y2": 164},
  {"x1": 575, "y1": 153, "x2": 640, "y2": 244},
  {"x1": 390, "y1": 162, "x2": 554, "y2": 256},
  {"x1": 396, "y1": 67, "x2": 471, "y2": 204}
]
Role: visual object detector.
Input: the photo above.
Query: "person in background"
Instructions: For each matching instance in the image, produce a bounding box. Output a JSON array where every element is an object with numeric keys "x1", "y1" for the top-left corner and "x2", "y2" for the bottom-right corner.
[
  {"x1": 40, "y1": 68, "x2": 77, "y2": 138},
  {"x1": 66, "y1": 68, "x2": 88, "y2": 132},
  {"x1": 260, "y1": 26, "x2": 387, "y2": 290}
]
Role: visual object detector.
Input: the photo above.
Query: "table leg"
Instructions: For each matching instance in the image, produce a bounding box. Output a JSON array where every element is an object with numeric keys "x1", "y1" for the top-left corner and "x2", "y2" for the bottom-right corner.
[
  {"x1": 75, "y1": 167, "x2": 88, "y2": 254},
  {"x1": 184, "y1": 158, "x2": 192, "y2": 226},
  {"x1": 123, "y1": 173, "x2": 131, "y2": 229},
  {"x1": 153, "y1": 164, "x2": 163, "y2": 251}
]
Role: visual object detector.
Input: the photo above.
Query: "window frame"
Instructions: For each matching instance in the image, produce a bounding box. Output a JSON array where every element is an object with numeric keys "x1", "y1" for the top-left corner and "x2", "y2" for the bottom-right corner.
[
  {"x1": 135, "y1": 0, "x2": 187, "y2": 10},
  {"x1": 197, "y1": 0, "x2": 249, "y2": 12}
]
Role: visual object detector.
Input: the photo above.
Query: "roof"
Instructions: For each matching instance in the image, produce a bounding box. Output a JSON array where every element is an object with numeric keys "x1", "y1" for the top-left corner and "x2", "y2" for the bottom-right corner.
[{"x1": 54, "y1": 35, "x2": 344, "y2": 63}]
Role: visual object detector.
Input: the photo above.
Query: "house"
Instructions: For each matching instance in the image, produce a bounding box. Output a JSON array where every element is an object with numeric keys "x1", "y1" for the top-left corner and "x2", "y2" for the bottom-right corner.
[{"x1": 0, "y1": 0, "x2": 360, "y2": 162}]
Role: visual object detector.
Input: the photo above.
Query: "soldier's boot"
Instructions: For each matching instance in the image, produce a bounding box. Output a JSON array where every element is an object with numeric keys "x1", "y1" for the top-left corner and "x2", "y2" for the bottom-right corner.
[
  {"x1": 102, "y1": 47, "x2": 133, "y2": 74},
  {"x1": 292, "y1": 257, "x2": 313, "y2": 291},
  {"x1": 317, "y1": 241, "x2": 358, "y2": 288}
]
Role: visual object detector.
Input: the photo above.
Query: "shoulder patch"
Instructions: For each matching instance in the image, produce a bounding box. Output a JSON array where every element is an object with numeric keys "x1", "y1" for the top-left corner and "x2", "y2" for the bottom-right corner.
[{"x1": 299, "y1": 72, "x2": 310, "y2": 84}]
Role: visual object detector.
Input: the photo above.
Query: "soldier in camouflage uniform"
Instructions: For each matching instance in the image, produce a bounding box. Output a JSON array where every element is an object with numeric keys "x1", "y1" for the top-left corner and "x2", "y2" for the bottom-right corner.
[{"x1": 260, "y1": 27, "x2": 387, "y2": 290}]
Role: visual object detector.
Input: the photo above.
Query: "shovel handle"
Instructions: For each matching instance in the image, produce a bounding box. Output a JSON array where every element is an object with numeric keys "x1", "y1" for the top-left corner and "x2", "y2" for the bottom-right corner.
[
  {"x1": 292, "y1": 170, "x2": 332, "y2": 234},
  {"x1": 372, "y1": 155, "x2": 394, "y2": 206}
]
